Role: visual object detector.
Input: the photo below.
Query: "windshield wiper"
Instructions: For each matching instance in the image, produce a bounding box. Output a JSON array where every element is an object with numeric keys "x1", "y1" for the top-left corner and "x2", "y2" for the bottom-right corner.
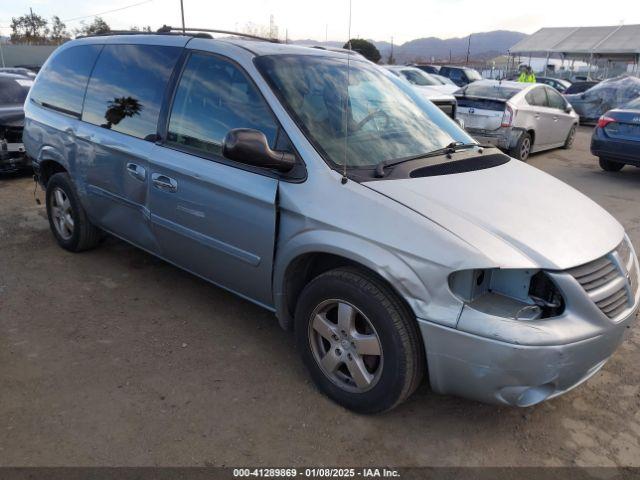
[{"x1": 374, "y1": 142, "x2": 479, "y2": 178}]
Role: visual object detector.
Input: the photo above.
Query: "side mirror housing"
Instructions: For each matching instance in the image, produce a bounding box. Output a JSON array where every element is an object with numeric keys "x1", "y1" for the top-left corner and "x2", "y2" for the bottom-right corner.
[
  {"x1": 455, "y1": 117, "x2": 465, "y2": 129},
  {"x1": 565, "y1": 104, "x2": 573, "y2": 113},
  {"x1": 222, "y1": 128, "x2": 296, "y2": 172}
]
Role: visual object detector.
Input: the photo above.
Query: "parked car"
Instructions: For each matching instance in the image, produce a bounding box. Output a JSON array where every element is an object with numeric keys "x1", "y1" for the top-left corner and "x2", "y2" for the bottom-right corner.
[
  {"x1": 385, "y1": 66, "x2": 458, "y2": 118},
  {"x1": 24, "y1": 33, "x2": 639, "y2": 413},
  {"x1": 455, "y1": 80, "x2": 579, "y2": 161},
  {"x1": 536, "y1": 76, "x2": 571, "y2": 93},
  {"x1": 0, "y1": 67, "x2": 37, "y2": 79},
  {"x1": 438, "y1": 65, "x2": 482, "y2": 87},
  {"x1": 411, "y1": 64, "x2": 440, "y2": 74},
  {"x1": 564, "y1": 81, "x2": 599, "y2": 95},
  {"x1": 565, "y1": 75, "x2": 640, "y2": 124},
  {"x1": 591, "y1": 97, "x2": 640, "y2": 172},
  {"x1": 0, "y1": 73, "x2": 33, "y2": 173},
  {"x1": 432, "y1": 74, "x2": 457, "y2": 86}
]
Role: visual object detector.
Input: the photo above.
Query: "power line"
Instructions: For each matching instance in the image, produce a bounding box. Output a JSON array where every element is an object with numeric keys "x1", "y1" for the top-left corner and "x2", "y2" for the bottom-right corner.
[{"x1": 61, "y1": 0, "x2": 155, "y2": 23}]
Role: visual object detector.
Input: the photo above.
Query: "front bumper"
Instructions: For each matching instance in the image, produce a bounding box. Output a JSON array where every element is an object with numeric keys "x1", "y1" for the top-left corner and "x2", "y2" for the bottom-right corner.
[
  {"x1": 0, "y1": 141, "x2": 30, "y2": 173},
  {"x1": 465, "y1": 127, "x2": 522, "y2": 151}
]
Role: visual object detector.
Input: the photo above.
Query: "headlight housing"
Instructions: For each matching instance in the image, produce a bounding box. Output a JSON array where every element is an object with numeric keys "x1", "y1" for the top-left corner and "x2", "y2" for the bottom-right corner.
[{"x1": 449, "y1": 269, "x2": 564, "y2": 320}]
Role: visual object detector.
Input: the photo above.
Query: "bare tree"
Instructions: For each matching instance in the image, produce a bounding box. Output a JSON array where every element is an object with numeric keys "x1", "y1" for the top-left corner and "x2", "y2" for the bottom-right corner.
[
  {"x1": 10, "y1": 9, "x2": 49, "y2": 44},
  {"x1": 50, "y1": 16, "x2": 70, "y2": 44},
  {"x1": 75, "y1": 17, "x2": 110, "y2": 37}
]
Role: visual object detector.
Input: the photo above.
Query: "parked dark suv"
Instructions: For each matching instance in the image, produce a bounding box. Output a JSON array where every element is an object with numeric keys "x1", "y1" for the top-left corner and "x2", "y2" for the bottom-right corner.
[{"x1": 438, "y1": 66, "x2": 482, "y2": 87}]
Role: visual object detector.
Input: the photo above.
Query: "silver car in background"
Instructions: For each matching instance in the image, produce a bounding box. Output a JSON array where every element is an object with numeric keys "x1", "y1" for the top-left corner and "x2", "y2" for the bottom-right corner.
[{"x1": 456, "y1": 80, "x2": 579, "y2": 160}]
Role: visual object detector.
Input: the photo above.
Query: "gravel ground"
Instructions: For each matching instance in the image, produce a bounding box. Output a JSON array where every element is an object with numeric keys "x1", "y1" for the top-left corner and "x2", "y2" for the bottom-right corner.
[{"x1": 1, "y1": 126, "x2": 639, "y2": 467}]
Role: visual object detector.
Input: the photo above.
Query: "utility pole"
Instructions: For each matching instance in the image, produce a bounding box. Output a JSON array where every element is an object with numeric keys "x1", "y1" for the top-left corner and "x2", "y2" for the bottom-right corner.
[
  {"x1": 389, "y1": 36, "x2": 394, "y2": 64},
  {"x1": 180, "y1": 0, "x2": 185, "y2": 34},
  {"x1": 325, "y1": 24, "x2": 328, "y2": 42},
  {"x1": 466, "y1": 34, "x2": 471, "y2": 65}
]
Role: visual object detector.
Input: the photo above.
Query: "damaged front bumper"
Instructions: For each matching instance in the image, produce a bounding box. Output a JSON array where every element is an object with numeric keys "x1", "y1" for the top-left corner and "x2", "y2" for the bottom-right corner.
[
  {"x1": 465, "y1": 126, "x2": 522, "y2": 151},
  {"x1": 0, "y1": 140, "x2": 30, "y2": 173}
]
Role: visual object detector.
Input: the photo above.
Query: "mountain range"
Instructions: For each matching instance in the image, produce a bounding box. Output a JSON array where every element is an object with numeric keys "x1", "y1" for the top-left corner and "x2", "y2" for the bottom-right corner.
[{"x1": 292, "y1": 30, "x2": 527, "y2": 64}]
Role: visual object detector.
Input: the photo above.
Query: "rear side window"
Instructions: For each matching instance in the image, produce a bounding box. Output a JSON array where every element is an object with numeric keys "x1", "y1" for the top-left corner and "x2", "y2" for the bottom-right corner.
[
  {"x1": 166, "y1": 52, "x2": 279, "y2": 157},
  {"x1": 30, "y1": 45, "x2": 102, "y2": 117},
  {"x1": 82, "y1": 44, "x2": 181, "y2": 140},
  {"x1": 525, "y1": 87, "x2": 548, "y2": 107}
]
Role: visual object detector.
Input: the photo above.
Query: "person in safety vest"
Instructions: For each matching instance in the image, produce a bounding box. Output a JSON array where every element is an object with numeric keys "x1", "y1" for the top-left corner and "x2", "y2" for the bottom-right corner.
[{"x1": 518, "y1": 66, "x2": 536, "y2": 83}]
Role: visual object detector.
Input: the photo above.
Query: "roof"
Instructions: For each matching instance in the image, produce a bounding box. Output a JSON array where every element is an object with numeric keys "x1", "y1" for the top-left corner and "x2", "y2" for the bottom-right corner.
[{"x1": 509, "y1": 25, "x2": 640, "y2": 58}]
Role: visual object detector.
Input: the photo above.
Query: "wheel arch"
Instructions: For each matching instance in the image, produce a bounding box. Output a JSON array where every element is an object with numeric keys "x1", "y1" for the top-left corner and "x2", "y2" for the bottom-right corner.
[{"x1": 273, "y1": 233, "x2": 432, "y2": 331}]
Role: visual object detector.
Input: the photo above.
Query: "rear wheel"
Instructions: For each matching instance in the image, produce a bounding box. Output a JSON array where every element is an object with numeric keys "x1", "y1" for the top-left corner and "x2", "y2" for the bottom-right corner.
[
  {"x1": 563, "y1": 125, "x2": 577, "y2": 149},
  {"x1": 295, "y1": 267, "x2": 425, "y2": 414},
  {"x1": 46, "y1": 172, "x2": 103, "y2": 252},
  {"x1": 599, "y1": 157, "x2": 624, "y2": 172},
  {"x1": 509, "y1": 132, "x2": 532, "y2": 161}
]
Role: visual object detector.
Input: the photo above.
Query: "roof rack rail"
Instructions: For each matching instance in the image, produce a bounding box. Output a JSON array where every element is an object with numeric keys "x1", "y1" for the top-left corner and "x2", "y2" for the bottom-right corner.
[
  {"x1": 76, "y1": 29, "x2": 206, "y2": 39},
  {"x1": 157, "y1": 25, "x2": 279, "y2": 43}
]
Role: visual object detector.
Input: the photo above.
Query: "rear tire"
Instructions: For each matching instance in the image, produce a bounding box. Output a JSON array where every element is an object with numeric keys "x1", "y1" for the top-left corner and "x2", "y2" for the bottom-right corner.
[
  {"x1": 599, "y1": 157, "x2": 624, "y2": 172},
  {"x1": 294, "y1": 267, "x2": 425, "y2": 414},
  {"x1": 509, "y1": 132, "x2": 532, "y2": 161},
  {"x1": 562, "y1": 125, "x2": 577, "y2": 149},
  {"x1": 46, "y1": 172, "x2": 102, "y2": 252}
]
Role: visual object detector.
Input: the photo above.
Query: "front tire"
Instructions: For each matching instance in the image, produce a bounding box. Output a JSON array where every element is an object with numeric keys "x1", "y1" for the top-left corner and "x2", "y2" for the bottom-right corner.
[
  {"x1": 46, "y1": 172, "x2": 102, "y2": 252},
  {"x1": 563, "y1": 125, "x2": 577, "y2": 149},
  {"x1": 295, "y1": 267, "x2": 425, "y2": 414},
  {"x1": 509, "y1": 132, "x2": 532, "y2": 161},
  {"x1": 599, "y1": 157, "x2": 624, "y2": 172}
]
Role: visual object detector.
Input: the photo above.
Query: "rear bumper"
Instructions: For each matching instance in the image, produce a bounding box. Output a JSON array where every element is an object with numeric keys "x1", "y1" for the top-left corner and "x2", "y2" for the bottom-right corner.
[
  {"x1": 0, "y1": 141, "x2": 30, "y2": 173},
  {"x1": 418, "y1": 303, "x2": 637, "y2": 406},
  {"x1": 591, "y1": 128, "x2": 640, "y2": 166},
  {"x1": 465, "y1": 127, "x2": 522, "y2": 151}
]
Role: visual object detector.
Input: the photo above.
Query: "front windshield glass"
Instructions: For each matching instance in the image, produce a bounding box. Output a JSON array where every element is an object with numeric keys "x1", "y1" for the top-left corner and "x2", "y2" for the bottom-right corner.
[
  {"x1": 401, "y1": 69, "x2": 440, "y2": 86},
  {"x1": 255, "y1": 54, "x2": 472, "y2": 167}
]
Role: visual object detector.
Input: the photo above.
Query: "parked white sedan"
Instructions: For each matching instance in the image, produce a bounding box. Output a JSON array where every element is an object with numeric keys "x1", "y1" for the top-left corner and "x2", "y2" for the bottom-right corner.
[
  {"x1": 385, "y1": 66, "x2": 458, "y2": 119},
  {"x1": 455, "y1": 80, "x2": 579, "y2": 161}
]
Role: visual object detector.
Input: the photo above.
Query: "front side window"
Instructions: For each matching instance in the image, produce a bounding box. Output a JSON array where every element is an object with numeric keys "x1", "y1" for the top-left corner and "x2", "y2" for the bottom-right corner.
[
  {"x1": 82, "y1": 44, "x2": 181, "y2": 140},
  {"x1": 29, "y1": 45, "x2": 102, "y2": 117},
  {"x1": 256, "y1": 54, "x2": 471, "y2": 168},
  {"x1": 167, "y1": 52, "x2": 280, "y2": 157}
]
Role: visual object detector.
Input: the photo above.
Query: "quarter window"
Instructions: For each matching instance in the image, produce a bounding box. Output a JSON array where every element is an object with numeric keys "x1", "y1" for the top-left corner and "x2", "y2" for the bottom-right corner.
[
  {"x1": 82, "y1": 44, "x2": 181, "y2": 140},
  {"x1": 166, "y1": 52, "x2": 279, "y2": 157},
  {"x1": 29, "y1": 45, "x2": 102, "y2": 117}
]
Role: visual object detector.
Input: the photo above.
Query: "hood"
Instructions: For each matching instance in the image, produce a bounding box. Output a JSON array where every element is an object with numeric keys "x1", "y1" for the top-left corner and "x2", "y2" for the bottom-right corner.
[
  {"x1": 364, "y1": 159, "x2": 623, "y2": 270},
  {"x1": 0, "y1": 105, "x2": 25, "y2": 128},
  {"x1": 413, "y1": 85, "x2": 457, "y2": 102}
]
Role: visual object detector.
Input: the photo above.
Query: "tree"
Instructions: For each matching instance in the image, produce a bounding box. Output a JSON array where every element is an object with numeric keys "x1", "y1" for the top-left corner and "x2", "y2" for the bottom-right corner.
[
  {"x1": 75, "y1": 17, "x2": 110, "y2": 37},
  {"x1": 343, "y1": 38, "x2": 381, "y2": 63},
  {"x1": 10, "y1": 9, "x2": 49, "y2": 44},
  {"x1": 50, "y1": 16, "x2": 70, "y2": 44}
]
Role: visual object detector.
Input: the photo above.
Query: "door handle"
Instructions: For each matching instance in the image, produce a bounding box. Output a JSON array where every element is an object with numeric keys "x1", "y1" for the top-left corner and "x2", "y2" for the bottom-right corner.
[
  {"x1": 553, "y1": 116, "x2": 559, "y2": 121},
  {"x1": 126, "y1": 162, "x2": 146, "y2": 181},
  {"x1": 152, "y1": 173, "x2": 177, "y2": 192}
]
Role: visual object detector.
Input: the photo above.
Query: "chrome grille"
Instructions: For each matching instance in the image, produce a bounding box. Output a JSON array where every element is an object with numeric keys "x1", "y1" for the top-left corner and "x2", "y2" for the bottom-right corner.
[{"x1": 567, "y1": 239, "x2": 639, "y2": 321}]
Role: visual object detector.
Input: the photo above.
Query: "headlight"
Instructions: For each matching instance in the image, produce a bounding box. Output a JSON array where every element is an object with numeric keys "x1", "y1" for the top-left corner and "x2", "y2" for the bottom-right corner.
[{"x1": 449, "y1": 269, "x2": 564, "y2": 320}]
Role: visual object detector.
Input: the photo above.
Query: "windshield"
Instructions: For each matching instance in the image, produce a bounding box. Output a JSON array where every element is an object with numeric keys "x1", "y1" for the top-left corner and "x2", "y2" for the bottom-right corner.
[
  {"x1": 400, "y1": 69, "x2": 440, "y2": 86},
  {"x1": 460, "y1": 81, "x2": 523, "y2": 100},
  {"x1": 624, "y1": 97, "x2": 640, "y2": 109},
  {"x1": 0, "y1": 77, "x2": 31, "y2": 104},
  {"x1": 255, "y1": 54, "x2": 472, "y2": 168}
]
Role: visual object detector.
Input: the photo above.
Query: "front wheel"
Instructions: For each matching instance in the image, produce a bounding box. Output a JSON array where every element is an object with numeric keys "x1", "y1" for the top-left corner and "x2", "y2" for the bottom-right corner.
[
  {"x1": 599, "y1": 157, "x2": 624, "y2": 172},
  {"x1": 563, "y1": 125, "x2": 577, "y2": 149},
  {"x1": 295, "y1": 268, "x2": 425, "y2": 414},
  {"x1": 509, "y1": 132, "x2": 532, "y2": 161}
]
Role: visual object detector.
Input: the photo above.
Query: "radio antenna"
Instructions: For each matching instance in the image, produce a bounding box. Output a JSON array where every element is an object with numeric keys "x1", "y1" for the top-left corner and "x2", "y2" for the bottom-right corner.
[{"x1": 341, "y1": 0, "x2": 352, "y2": 185}]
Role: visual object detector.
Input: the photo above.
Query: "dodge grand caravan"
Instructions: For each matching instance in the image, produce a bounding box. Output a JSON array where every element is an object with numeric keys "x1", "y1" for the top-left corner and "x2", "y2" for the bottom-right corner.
[{"x1": 24, "y1": 30, "x2": 639, "y2": 413}]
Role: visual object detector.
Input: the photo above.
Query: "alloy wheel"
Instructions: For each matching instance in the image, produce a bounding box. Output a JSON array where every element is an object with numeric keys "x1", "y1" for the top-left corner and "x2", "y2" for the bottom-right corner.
[
  {"x1": 520, "y1": 137, "x2": 531, "y2": 160},
  {"x1": 308, "y1": 299, "x2": 383, "y2": 393},
  {"x1": 50, "y1": 187, "x2": 74, "y2": 240}
]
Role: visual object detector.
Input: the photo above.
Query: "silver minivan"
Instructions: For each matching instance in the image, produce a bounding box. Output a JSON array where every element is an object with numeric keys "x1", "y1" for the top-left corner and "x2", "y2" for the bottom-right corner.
[{"x1": 24, "y1": 31, "x2": 639, "y2": 413}]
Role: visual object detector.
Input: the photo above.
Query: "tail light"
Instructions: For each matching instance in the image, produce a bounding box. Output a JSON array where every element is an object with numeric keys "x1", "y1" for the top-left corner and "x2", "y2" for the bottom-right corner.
[
  {"x1": 501, "y1": 105, "x2": 514, "y2": 127},
  {"x1": 597, "y1": 115, "x2": 615, "y2": 129}
]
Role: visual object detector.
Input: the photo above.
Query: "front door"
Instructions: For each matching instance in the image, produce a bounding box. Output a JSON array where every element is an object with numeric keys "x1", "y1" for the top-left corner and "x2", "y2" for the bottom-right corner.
[
  {"x1": 148, "y1": 50, "x2": 287, "y2": 307},
  {"x1": 544, "y1": 86, "x2": 575, "y2": 145}
]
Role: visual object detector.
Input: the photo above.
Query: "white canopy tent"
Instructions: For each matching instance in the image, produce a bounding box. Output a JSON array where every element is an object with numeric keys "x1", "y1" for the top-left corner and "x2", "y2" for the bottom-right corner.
[{"x1": 508, "y1": 25, "x2": 640, "y2": 77}]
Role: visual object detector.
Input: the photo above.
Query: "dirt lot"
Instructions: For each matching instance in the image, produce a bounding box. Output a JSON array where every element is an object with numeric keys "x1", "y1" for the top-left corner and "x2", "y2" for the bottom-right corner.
[{"x1": 1, "y1": 126, "x2": 639, "y2": 467}]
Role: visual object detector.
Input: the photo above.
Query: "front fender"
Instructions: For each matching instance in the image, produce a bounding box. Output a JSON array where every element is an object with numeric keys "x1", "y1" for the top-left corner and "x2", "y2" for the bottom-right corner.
[{"x1": 273, "y1": 228, "x2": 462, "y2": 330}]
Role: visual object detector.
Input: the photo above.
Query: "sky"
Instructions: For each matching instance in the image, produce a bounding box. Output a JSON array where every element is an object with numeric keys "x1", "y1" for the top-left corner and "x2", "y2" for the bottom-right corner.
[{"x1": 1, "y1": 0, "x2": 639, "y2": 44}]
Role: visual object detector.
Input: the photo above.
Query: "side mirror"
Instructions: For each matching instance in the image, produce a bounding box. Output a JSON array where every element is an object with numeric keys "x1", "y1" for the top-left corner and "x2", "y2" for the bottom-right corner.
[
  {"x1": 564, "y1": 104, "x2": 573, "y2": 113},
  {"x1": 222, "y1": 128, "x2": 296, "y2": 172},
  {"x1": 455, "y1": 118, "x2": 465, "y2": 129}
]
